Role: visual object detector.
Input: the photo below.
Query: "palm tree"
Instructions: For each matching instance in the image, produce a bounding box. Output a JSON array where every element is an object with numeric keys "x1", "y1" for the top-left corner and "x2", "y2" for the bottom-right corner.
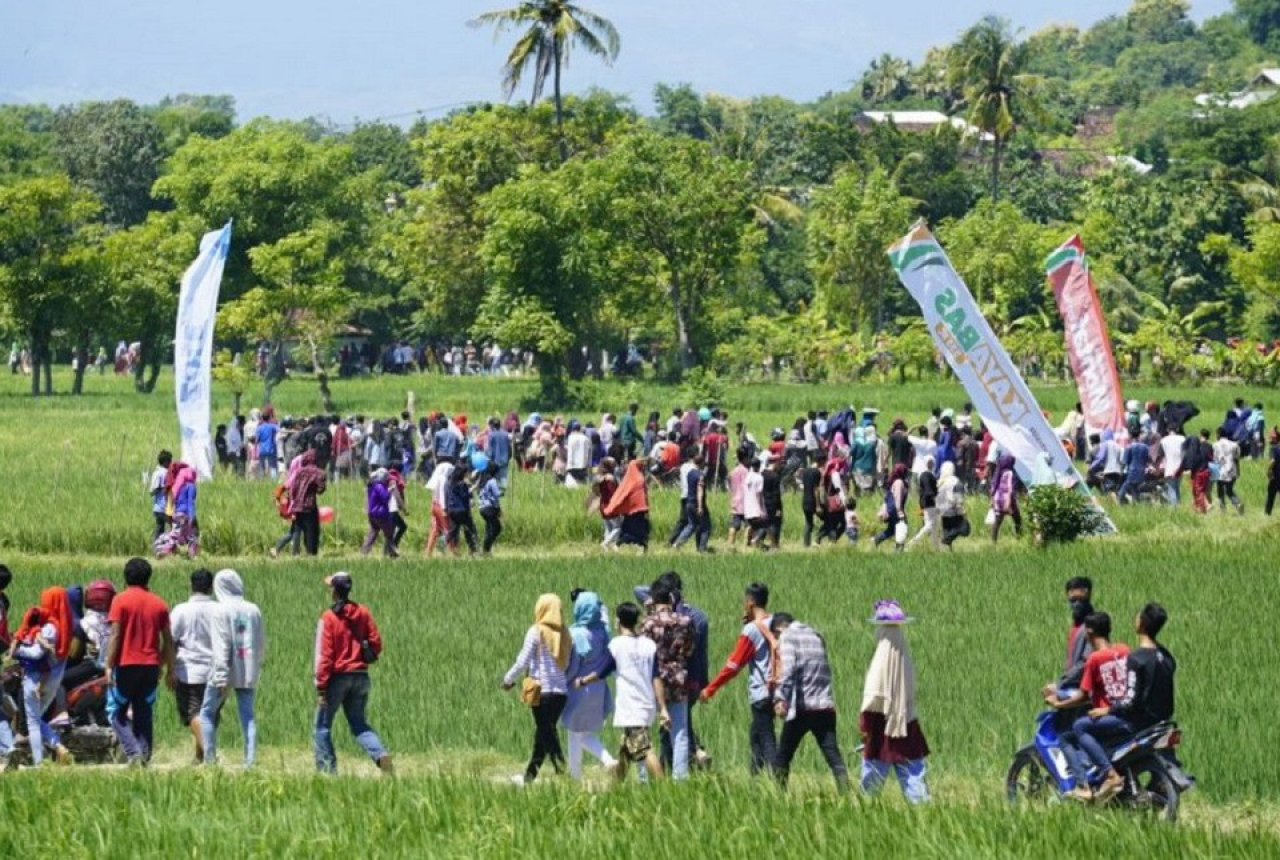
[
  {"x1": 861, "y1": 54, "x2": 912, "y2": 104},
  {"x1": 948, "y1": 16, "x2": 1040, "y2": 201},
  {"x1": 470, "y1": 1, "x2": 620, "y2": 161}
]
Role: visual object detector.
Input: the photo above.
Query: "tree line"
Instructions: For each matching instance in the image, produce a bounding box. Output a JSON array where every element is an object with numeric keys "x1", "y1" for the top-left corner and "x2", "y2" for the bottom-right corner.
[{"x1": 7, "y1": 1, "x2": 1280, "y2": 401}]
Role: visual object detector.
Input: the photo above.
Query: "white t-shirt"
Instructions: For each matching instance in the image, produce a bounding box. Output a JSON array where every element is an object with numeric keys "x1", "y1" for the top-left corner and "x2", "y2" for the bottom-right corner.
[
  {"x1": 566, "y1": 432, "x2": 591, "y2": 470},
  {"x1": 909, "y1": 437, "x2": 937, "y2": 475},
  {"x1": 609, "y1": 634, "x2": 657, "y2": 729},
  {"x1": 744, "y1": 470, "x2": 766, "y2": 520},
  {"x1": 1160, "y1": 435, "x2": 1185, "y2": 478},
  {"x1": 170, "y1": 595, "x2": 219, "y2": 685},
  {"x1": 678, "y1": 461, "x2": 697, "y2": 500},
  {"x1": 1214, "y1": 439, "x2": 1241, "y2": 482},
  {"x1": 427, "y1": 462, "x2": 455, "y2": 506}
]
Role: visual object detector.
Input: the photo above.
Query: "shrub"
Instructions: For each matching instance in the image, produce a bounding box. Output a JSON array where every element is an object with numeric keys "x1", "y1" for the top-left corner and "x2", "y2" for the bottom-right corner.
[{"x1": 1025, "y1": 484, "x2": 1108, "y2": 545}]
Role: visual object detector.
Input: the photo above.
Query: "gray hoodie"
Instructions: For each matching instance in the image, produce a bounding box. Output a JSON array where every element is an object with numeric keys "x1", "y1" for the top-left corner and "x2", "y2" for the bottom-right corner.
[{"x1": 210, "y1": 569, "x2": 266, "y2": 690}]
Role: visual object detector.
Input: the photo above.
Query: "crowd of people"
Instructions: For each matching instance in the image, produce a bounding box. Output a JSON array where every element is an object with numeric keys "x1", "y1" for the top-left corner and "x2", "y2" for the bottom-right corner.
[
  {"x1": 142, "y1": 393, "x2": 1279, "y2": 560},
  {"x1": 0, "y1": 560, "x2": 1176, "y2": 807}
]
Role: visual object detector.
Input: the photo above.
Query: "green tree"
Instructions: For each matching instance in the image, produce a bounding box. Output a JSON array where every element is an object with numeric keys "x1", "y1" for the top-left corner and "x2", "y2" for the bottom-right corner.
[
  {"x1": 1236, "y1": 0, "x2": 1280, "y2": 50},
  {"x1": 585, "y1": 132, "x2": 761, "y2": 373},
  {"x1": 476, "y1": 165, "x2": 604, "y2": 401},
  {"x1": 469, "y1": 0, "x2": 620, "y2": 160},
  {"x1": 808, "y1": 163, "x2": 918, "y2": 334},
  {"x1": 938, "y1": 199, "x2": 1060, "y2": 325},
  {"x1": 950, "y1": 15, "x2": 1041, "y2": 201},
  {"x1": 219, "y1": 226, "x2": 357, "y2": 409},
  {"x1": 153, "y1": 120, "x2": 382, "y2": 302},
  {"x1": 0, "y1": 175, "x2": 101, "y2": 395},
  {"x1": 861, "y1": 54, "x2": 914, "y2": 104},
  {"x1": 52, "y1": 99, "x2": 164, "y2": 227},
  {"x1": 345, "y1": 122, "x2": 422, "y2": 189},
  {"x1": 103, "y1": 212, "x2": 203, "y2": 392},
  {"x1": 1126, "y1": 0, "x2": 1195, "y2": 44}
]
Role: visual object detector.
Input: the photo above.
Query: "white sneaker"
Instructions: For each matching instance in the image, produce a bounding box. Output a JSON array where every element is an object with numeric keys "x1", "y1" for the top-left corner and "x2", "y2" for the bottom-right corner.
[{"x1": 509, "y1": 774, "x2": 527, "y2": 786}]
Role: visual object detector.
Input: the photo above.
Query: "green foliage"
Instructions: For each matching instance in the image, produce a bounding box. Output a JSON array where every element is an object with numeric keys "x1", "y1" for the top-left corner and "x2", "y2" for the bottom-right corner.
[
  {"x1": 52, "y1": 99, "x2": 164, "y2": 227},
  {"x1": 808, "y1": 164, "x2": 917, "y2": 334},
  {"x1": 1025, "y1": 484, "x2": 1108, "y2": 543}
]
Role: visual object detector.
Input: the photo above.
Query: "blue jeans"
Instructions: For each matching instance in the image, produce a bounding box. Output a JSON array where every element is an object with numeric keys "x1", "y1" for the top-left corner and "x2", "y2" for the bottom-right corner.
[
  {"x1": 0, "y1": 714, "x2": 12, "y2": 756},
  {"x1": 201, "y1": 686, "x2": 257, "y2": 768},
  {"x1": 23, "y1": 663, "x2": 65, "y2": 765},
  {"x1": 1117, "y1": 476, "x2": 1143, "y2": 504},
  {"x1": 667, "y1": 700, "x2": 690, "y2": 780},
  {"x1": 1163, "y1": 475, "x2": 1181, "y2": 506},
  {"x1": 861, "y1": 758, "x2": 930, "y2": 804},
  {"x1": 315, "y1": 673, "x2": 387, "y2": 773},
  {"x1": 1073, "y1": 714, "x2": 1134, "y2": 774}
]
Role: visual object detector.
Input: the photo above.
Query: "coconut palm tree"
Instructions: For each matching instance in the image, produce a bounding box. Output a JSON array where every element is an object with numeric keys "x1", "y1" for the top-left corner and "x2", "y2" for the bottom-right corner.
[
  {"x1": 948, "y1": 16, "x2": 1041, "y2": 201},
  {"x1": 469, "y1": 1, "x2": 620, "y2": 161},
  {"x1": 861, "y1": 54, "x2": 913, "y2": 104}
]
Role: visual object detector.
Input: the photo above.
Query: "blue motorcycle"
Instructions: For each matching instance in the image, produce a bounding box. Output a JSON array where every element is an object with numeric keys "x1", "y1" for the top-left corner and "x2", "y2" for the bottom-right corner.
[{"x1": 1007, "y1": 710, "x2": 1194, "y2": 822}]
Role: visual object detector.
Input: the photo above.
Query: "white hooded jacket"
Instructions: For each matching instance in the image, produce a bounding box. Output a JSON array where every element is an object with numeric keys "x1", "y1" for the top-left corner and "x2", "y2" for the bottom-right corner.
[{"x1": 210, "y1": 569, "x2": 266, "y2": 690}]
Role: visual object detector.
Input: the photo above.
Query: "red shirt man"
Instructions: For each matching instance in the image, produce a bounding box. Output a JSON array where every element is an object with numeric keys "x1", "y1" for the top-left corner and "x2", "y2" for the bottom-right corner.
[
  {"x1": 1080, "y1": 643, "x2": 1131, "y2": 709},
  {"x1": 105, "y1": 557, "x2": 174, "y2": 763}
]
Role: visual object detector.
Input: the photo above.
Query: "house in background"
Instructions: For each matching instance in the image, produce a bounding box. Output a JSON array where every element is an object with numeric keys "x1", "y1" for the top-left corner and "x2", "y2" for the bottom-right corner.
[
  {"x1": 1194, "y1": 68, "x2": 1280, "y2": 111},
  {"x1": 854, "y1": 110, "x2": 995, "y2": 142}
]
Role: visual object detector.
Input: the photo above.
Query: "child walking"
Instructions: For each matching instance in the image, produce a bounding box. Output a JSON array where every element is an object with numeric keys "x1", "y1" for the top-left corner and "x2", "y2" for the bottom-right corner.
[{"x1": 576, "y1": 601, "x2": 669, "y2": 782}]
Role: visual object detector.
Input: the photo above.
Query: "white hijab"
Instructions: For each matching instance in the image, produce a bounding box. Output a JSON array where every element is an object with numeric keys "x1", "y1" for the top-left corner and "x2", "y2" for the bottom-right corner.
[{"x1": 861, "y1": 626, "x2": 917, "y2": 738}]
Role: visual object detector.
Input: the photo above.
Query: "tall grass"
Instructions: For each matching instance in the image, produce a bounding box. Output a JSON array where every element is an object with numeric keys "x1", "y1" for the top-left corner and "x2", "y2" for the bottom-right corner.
[
  {"x1": 2, "y1": 368, "x2": 1279, "y2": 856},
  {"x1": 0, "y1": 771, "x2": 1275, "y2": 858}
]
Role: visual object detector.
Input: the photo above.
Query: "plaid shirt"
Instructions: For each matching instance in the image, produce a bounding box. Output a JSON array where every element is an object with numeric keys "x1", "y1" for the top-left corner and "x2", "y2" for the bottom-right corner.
[
  {"x1": 774, "y1": 623, "x2": 836, "y2": 718},
  {"x1": 640, "y1": 607, "x2": 694, "y2": 703}
]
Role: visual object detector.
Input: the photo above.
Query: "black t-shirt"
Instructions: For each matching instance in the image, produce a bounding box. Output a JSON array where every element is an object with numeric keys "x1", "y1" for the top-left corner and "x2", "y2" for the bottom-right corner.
[
  {"x1": 1116, "y1": 645, "x2": 1177, "y2": 729},
  {"x1": 762, "y1": 470, "x2": 783, "y2": 516},
  {"x1": 918, "y1": 471, "x2": 938, "y2": 508},
  {"x1": 800, "y1": 467, "x2": 821, "y2": 512},
  {"x1": 889, "y1": 432, "x2": 913, "y2": 467}
]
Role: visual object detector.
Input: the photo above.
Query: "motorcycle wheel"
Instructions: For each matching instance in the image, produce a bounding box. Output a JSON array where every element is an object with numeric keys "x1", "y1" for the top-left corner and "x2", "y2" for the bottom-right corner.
[
  {"x1": 1122, "y1": 753, "x2": 1180, "y2": 823},
  {"x1": 1006, "y1": 750, "x2": 1052, "y2": 804}
]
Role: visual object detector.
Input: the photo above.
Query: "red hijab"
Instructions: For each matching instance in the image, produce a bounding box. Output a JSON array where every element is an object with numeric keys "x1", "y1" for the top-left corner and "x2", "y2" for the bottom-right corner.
[
  {"x1": 603, "y1": 460, "x2": 649, "y2": 518},
  {"x1": 17, "y1": 587, "x2": 73, "y2": 661}
]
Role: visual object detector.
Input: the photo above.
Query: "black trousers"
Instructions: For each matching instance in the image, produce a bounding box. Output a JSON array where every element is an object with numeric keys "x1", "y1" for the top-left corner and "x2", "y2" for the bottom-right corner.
[
  {"x1": 750, "y1": 699, "x2": 778, "y2": 774},
  {"x1": 802, "y1": 509, "x2": 817, "y2": 547},
  {"x1": 152, "y1": 512, "x2": 169, "y2": 541},
  {"x1": 114, "y1": 665, "x2": 160, "y2": 758},
  {"x1": 448, "y1": 511, "x2": 478, "y2": 554},
  {"x1": 526, "y1": 692, "x2": 567, "y2": 780},
  {"x1": 775, "y1": 710, "x2": 849, "y2": 791},
  {"x1": 481, "y1": 508, "x2": 502, "y2": 552},
  {"x1": 941, "y1": 513, "x2": 971, "y2": 546},
  {"x1": 391, "y1": 512, "x2": 409, "y2": 546},
  {"x1": 295, "y1": 508, "x2": 321, "y2": 555},
  {"x1": 1268, "y1": 479, "x2": 1280, "y2": 516}
]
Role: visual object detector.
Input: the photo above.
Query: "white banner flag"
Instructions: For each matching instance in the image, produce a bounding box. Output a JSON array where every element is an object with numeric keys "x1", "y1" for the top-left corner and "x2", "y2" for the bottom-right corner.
[
  {"x1": 887, "y1": 221, "x2": 1111, "y2": 529},
  {"x1": 174, "y1": 223, "x2": 232, "y2": 480}
]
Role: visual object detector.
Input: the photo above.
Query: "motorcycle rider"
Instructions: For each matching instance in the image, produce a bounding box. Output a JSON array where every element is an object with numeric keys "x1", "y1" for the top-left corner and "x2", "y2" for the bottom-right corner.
[
  {"x1": 1041, "y1": 577, "x2": 1094, "y2": 702},
  {"x1": 1075, "y1": 603, "x2": 1177, "y2": 803},
  {"x1": 1044, "y1": 612, "x2": 1130, "y2": 801}
]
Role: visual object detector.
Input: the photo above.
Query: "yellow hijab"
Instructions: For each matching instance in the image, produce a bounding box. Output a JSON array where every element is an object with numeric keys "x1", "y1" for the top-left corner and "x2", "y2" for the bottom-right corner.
[{"x1": 534, "y1": 593, "x2": 570, "y2": 670}]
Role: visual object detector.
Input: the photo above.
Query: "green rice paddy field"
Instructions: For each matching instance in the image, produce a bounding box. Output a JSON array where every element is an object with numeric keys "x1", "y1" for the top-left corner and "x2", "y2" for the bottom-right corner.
[{"x1": 1, "y1": 369, "x2": 1279, "y2": 858}]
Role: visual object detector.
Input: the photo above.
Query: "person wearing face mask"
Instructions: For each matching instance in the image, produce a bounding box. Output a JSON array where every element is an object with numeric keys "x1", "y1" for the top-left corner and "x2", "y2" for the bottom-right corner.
[{"x1": 1041, "y1": 577, "x2": 1095, "y2": 702}]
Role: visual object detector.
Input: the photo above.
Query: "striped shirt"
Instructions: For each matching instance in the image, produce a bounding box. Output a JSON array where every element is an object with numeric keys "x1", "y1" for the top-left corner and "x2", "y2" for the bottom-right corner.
[
  {"x1": 504, "y1": 626, "x2": 568, "y2": 694},
  {"x1": 774, "y1": 623, "x2": 836, "y2": 719}
]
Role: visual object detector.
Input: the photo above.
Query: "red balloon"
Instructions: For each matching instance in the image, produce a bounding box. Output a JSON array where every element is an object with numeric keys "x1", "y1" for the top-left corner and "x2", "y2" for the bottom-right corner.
[{"x1": 319, "y1": 506, "x2": 335, "y2": 524}]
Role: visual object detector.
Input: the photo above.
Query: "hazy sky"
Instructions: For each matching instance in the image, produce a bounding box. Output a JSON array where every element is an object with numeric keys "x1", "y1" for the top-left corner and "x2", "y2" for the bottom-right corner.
[{"x1": 0, "y1": 1, "x2": 1235, "y2": 124}]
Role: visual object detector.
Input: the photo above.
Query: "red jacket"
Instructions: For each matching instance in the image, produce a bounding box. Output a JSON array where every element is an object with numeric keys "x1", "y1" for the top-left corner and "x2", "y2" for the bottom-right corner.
[{"x1": 314, "y1": 602, "x2": 383, "y2": 691}]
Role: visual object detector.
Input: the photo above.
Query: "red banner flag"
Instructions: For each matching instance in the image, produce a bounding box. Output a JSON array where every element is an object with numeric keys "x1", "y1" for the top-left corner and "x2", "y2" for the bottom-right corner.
[{"x1": 1046, "y1": 236, "x2": 1125, "y2": 433}]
